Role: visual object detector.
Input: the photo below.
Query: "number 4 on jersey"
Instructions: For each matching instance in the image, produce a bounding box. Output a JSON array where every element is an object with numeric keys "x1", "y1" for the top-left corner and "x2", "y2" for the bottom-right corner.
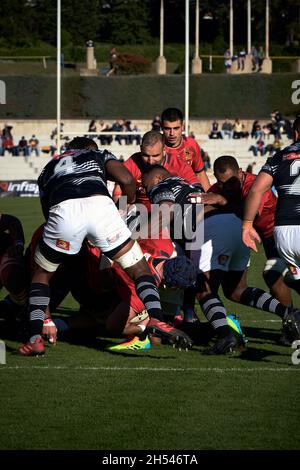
[{"x1": 54, "y1": 155, "x2": 75, "y2": 175}]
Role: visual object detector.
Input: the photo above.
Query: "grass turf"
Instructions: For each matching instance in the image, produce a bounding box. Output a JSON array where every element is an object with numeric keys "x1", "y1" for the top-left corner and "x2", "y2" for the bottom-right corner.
[{"x1": 0, "y1": 198, "x2": 300, "y2": 451}]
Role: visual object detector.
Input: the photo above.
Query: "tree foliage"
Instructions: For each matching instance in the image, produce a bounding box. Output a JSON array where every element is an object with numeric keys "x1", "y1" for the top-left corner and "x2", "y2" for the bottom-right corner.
[{"x1": 0, "y1": 0, "x2": 298, "y2": 51}]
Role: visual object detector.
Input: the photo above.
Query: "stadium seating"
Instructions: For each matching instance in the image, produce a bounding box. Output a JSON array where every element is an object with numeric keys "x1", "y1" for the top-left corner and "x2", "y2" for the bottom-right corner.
[{"x1": 0, "y1": 119, "x2": 291, "y2": 184}]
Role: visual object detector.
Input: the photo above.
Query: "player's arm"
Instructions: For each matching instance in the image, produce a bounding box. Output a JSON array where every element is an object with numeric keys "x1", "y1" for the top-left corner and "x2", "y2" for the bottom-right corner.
[
  {"x1": 192, "y1": 144, "x2": 210, "y2": 191},
  {"x1": 105, "y1": 159, "x2": 136, "y2": 204},
  {"x1": 242, "y1": 171, "x2": 273, "y2": 251},
  {"x1": 196, "y1": 170, "x2": 210, "y2": 192},
  {"x1": 0, "y1": 213, "x2": 25, "y2": 255}
]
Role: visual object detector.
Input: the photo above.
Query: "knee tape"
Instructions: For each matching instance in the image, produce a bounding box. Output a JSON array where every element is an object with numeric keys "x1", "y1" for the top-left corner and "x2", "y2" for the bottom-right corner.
[
  {"x1": 34, "y1": 245, "x2": 60, "y2": 272},
  {"x1": 115, "y1": 241, "x2": 144, "y2": 269}
]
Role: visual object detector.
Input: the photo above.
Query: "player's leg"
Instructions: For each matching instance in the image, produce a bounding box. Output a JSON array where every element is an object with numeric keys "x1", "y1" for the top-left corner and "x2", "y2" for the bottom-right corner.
[
  {"x1": 89, "y1": 196, "x2": 192, "y2": 349},
  {"x1": 0, "y1": 251, "x2": 27, "y2": 315},
  {"x1": 196, "y1": 270, "x2": 238, "y2": 354},
  {"x1": 262, "y1": 236, "x2": 292, "y2": 307},
  {"x1": 19, "y1": 200, "x2": 86, "y2": 356}
]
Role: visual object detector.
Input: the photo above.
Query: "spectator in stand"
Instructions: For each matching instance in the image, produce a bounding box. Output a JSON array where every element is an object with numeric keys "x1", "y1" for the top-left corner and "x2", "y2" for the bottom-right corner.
[
  {"x1": 249, "y1": 138, "x2": 266, "y2": 157},
  {"x1": 106, "y1": 47, "x2": 119, "y2": 77},
  {"x1": 151, "y1": 115, "x2": 161, "y2": 132},
  {"x1": 98, "y1": 121, "x2": 113, "y2": 146},
  {"x1": 251, "y1": 45, "x2": 259, "y2": 71},
  {"x1": 124, "y1": 120, "x2": 133, "y2": 145},
  {"x1": 237, "y1": 48, "x2": 246, "y2": 71},
  {"x1": 18, "y1": 136, "x2": 29, "y2": 157},
  {"x1": 202, "y1": 150, "x2": 211, "y2": 171},
  {"x1": 233, "y1": 119, "x2": 248, "y2": 139},
  {"x1": 221, "y1": 119, "x2": 233, "y2": 139},
  {"x1": 50, "y1": 122, "x2": 64, "y2": 140},
  {"x1": 209, "y1": 121, "x2": 222, "y2": 139},
  {"x1": 2, "y1": 124, "x2": 16, "y2": 155},
  {"x1": 132, "y1": 124, "x2": 141, "y2": 145},
  {"x1": 29, "y1": 135, "x2": 40, "y2": 156},
  {"x1": 87, "y1": 120, "x2": 97, "y2": 138},
  {"x1": 112, "y1": 118, "x2": 124, "y2": 145},
  {"x1": 258, "y1": 46, "x2": 265, "y2": 72},
  {"x1": 251, "y1": 120, "x2": 263, "y2": 139},
  {"x1": 224, "y1": 49, "x2": 232, "y2": 71}
]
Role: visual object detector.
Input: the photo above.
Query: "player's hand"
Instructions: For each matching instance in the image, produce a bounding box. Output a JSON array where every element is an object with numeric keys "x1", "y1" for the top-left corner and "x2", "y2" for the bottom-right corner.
[
  {"x1": 187, "y1": 193, "x2": 203, "y2": 204},
  {"x1": 200, "y1": 193, "x2": 227, "y2": 206},
  {"x1": 242, "y1": 225, "x2": 261, "y2": 252},
  {"x1": 42, "y1": 318, "x2": 57, "y2": 345}
]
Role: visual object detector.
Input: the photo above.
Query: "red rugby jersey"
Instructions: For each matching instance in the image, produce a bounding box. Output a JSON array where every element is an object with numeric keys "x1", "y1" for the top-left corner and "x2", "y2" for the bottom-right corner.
[
  {"x1": 164, "y1": 136, "x2": 205, "y2": 174},
  {"x1": 113, "y1": 152, "x2": 198, "y2": 211},
  {"x1": 210, "y1": 171, "x2": 276, "y2": 239}
]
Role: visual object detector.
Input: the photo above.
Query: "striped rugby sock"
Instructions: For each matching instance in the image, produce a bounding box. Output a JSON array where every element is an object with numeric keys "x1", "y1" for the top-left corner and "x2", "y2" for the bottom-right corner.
[
  {"x1": 135, "y1": 275, "x2": 163, "y2": 322},
  {"x1": 29, "y1": 283, "x2": 50, "y2": 343},
  {"x1": 239, "y1": 287, "x2": 288, "y2": 318},
  {"x1": 199, "y1": 294, "x2": 231, "y2": 338}
]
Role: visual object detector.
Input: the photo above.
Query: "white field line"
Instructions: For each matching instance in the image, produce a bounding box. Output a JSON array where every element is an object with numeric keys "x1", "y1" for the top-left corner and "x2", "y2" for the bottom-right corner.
[{"x1": 0, "y1": 365, "x2": 299, "y2": 372}]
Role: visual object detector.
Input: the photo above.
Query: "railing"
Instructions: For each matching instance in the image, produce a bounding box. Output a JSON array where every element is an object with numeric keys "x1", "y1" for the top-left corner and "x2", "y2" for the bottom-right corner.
[
  {"x1": 0, "y1": 56, "x2": 52, "y2": 69},
  {"x1": 199, "y1": 54, "x2": 300, "y2": 72}
]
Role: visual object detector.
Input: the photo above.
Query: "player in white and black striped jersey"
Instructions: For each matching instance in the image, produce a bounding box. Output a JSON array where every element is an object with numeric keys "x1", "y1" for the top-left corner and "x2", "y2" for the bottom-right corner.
[
  {"x1": 243, "y1": 117, "x2": 300, "y2": 340},
  {"x1": 19, "y1": 137, "x2": 192, "y2": 356},
  {"x1": 143, "y1": 165, "x2": 300, "y2": 354}
]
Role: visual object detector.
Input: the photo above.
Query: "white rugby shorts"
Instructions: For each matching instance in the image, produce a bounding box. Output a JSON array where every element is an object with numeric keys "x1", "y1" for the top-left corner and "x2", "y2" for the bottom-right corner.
[
  {"x1": 43, "y1": 195, "x2": 131, "y2": 255},
  {"x1": 190, "y1": 213, "x2": 250, "y2": 273},
  {"x1": 273, "y1": 225, "x2": 300, "y2": 280}
]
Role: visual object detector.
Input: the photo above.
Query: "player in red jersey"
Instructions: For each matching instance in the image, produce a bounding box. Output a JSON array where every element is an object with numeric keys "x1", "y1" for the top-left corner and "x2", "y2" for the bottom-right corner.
[
  {"x1": 161, "y1": 107, "x2": 210, "y2": 192},
  {"x1": 208, "y1": 155, "x2": 292, "y2": 309},
  {"x1": 113, "y1": 130, "x2": 201, "y2": 211},
  {"x1": 28, "y1": 226, "x2": 194, "y2": 350},
  {"x1": 0, "y1": 214, "x2": 27, "y2": 323}
]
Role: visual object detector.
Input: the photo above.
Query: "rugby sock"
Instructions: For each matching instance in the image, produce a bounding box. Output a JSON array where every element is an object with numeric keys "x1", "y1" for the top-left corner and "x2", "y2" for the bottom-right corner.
[
  {"x1": 135, "y1": 275, "x2": 163, "y2": 322},
  {"x1": 239, "y1": 287, "x2": 288, "y2": 318},
  {"x1": 28, "y1": 283, "x2": 50, "y2": 343},
  {"x1": 198, "y1": 294, "x2": 231, "y2": 338}
]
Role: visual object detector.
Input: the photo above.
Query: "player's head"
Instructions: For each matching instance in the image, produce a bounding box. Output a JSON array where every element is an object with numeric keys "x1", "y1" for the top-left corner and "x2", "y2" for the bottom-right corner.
[
  {"x1": 141, "y1": 164, "x2": 171, "y2": 192},
  {"x1": 163, "y1": 256, "x2": 197, "y2": 289},
  {"x1": 140, "y1": 131, "x2": 165, "y2": 166},
  {"x1": 161, "y1": 107, "x2": 184, "y2": 148},
  {"x1": 67, "y1": 137, "x2": 98, "y2": 151},
  {"x1": 213, "y1": 155, "x2": 243, "y2": 199},
  {"x1": 293, "y1": 117, "x2": 300, "y2": 142}
]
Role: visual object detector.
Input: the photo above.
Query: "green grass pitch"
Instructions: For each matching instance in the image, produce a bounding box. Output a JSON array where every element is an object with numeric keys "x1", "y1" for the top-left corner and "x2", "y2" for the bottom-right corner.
[{"x1": 0, "y1": 198, "x2": 300, "y2": 450}]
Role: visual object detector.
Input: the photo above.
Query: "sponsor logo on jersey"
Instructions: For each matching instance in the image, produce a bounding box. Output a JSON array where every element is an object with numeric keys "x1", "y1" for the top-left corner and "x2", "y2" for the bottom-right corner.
[
  {"x1": 218, "y1": 254, "x2": 229, "y2": 266},
  {"x1": 56, "y1": 239, "x2": 70, "y2": 251},
  {"x1": 282, "y1": 152, "x2": 300, "y2": 161}
]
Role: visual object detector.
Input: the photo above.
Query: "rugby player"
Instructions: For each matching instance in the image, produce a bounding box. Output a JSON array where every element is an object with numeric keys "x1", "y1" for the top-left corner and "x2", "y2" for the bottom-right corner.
[
  {"x1": 0, "y1": 214, "x2": 27, "y2": 322},
  {"x1": 113, "y1": 130, "x2": 201, "y2": 211},
  {"x1": 19, "y1": 137, "x2": 191, "y2": 356},
  {"x1": 143, "y1": 166, "x2": 300, "y2": 353},
  {"x1": 243, "y1": 117, "x2": 300, "y2": 340},
  {"x1": 161, "y1": 107, "x2": 210, "y2": 191}
]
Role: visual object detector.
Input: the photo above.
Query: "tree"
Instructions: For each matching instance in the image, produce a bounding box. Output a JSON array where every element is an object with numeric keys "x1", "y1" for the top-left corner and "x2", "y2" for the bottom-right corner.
[{"x1": 105, "y1": 0, "x2": 152, "y2": 44}]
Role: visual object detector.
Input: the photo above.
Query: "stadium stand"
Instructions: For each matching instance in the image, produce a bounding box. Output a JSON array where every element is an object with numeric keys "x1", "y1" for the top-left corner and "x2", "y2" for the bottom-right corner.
[{"x1": 0, "y1": 119, "x2": 292, "y2": 184}]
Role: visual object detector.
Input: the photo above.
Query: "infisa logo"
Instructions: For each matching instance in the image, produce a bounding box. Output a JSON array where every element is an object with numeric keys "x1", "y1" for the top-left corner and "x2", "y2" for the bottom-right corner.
[
  {"x1": 291, "y1": 80, "x2": 300, "y2": 105},
  {"x1": 0, "y1": 80, "x2": 6, "y2": 104}
]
